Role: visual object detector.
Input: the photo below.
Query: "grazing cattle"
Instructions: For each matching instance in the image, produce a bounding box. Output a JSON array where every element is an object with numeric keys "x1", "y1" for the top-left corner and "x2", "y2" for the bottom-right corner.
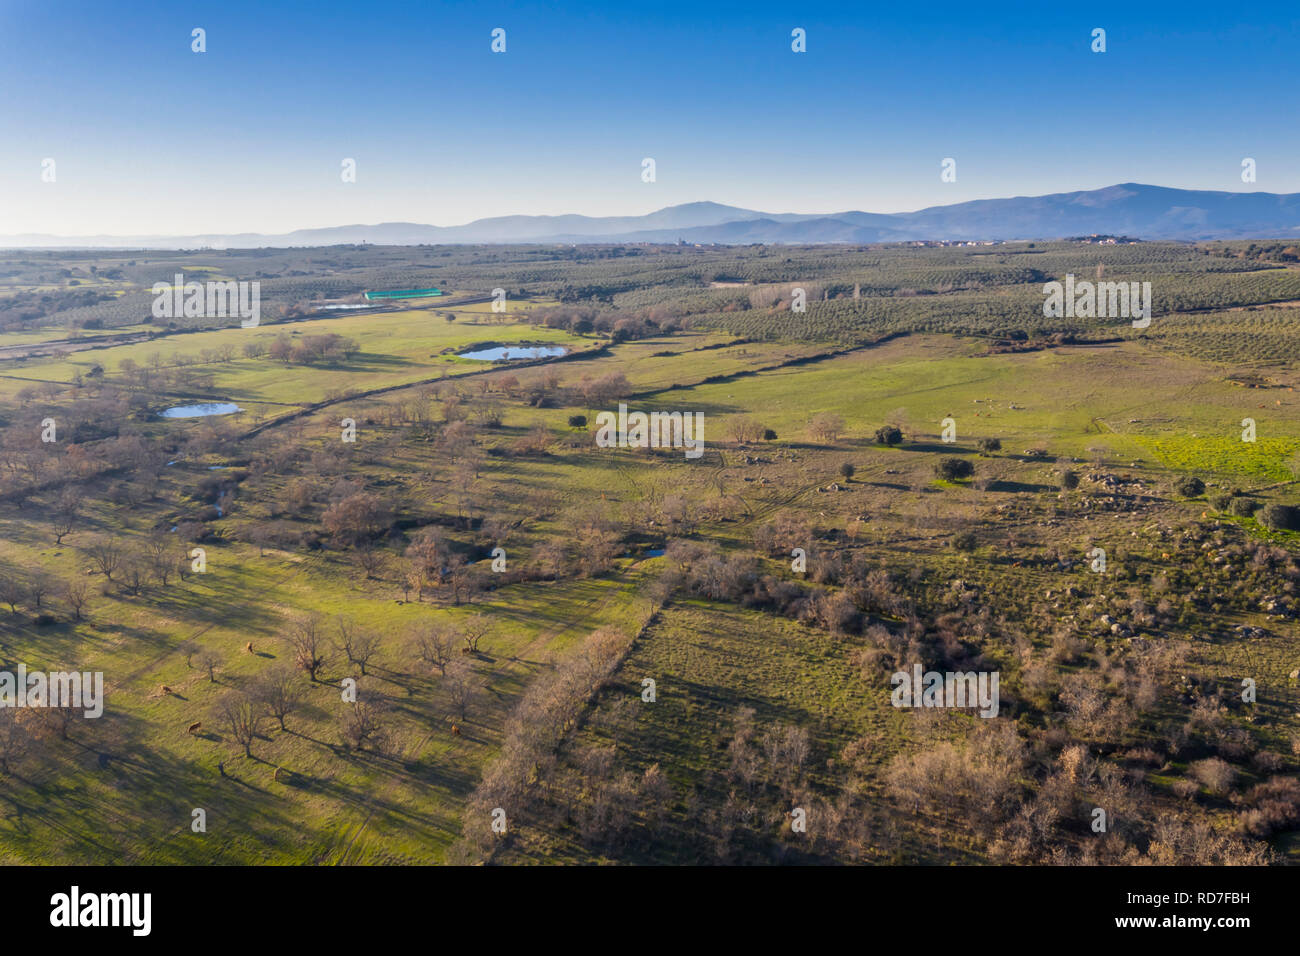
[
  {"x1": 161, "y1": 685, "x2": 174, "y2": 695},
  {"x1": 187, "y1": 721, "x2": 202, "y2": 734},
  {"x1": 450, "y1": 724, "x2": 461, "y2": 736},
  {"x1": 245, "y1": 641, "x2": 254, "y2": 654}
]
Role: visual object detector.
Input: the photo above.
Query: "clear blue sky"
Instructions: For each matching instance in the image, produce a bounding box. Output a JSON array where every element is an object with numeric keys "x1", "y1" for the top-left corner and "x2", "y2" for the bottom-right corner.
[{"x1": 1, "y1": 0, "x2": 1297, "y2": 235}]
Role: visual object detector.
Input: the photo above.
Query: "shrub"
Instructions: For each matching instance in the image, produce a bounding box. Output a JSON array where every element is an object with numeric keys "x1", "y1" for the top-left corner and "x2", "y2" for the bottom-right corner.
[
  {"x1": 1258, "y1": 503, "x2": 1300, "y2": 531},
  {"x1": 1229, "y1": 496, "x2": 1260, "y2": 517},
  {"x1": 839, "y1": 462, "x2": 856, "y2": 480},
  {"x1": 762, "y1": 429, "x2": 777, "y2": 441},
  {"x1": 1173, "y1": 475, "x2": 1206, "y2": 498},
  {"x1": 874, "y1": 425, "x2": 902, "y2": 445},
  {"x1": 1190, "y1": 756, "x2": 1237, "y2": 795},
  {"x1": 951, "y1": 530, "x2": 978, "y2": 552},
  {"x1": 1060, "y1": 469, "x2": 1080, "y2": 490},
  {"x1": 1211, "y1": 494, "x2": 1233, "y2": 511},
  {"x1": 1239, "y1": 777, "x2": 1300, "y2": 838},
  {"x1": 568, "y1": 414, "x2": 587, "y2": 428},
  {"x1": 935, "y1": 457, "x2": 974, "y2": 481},
  {"x1": 977, "y1": 437, "x2": 1001, "y2": 454}
]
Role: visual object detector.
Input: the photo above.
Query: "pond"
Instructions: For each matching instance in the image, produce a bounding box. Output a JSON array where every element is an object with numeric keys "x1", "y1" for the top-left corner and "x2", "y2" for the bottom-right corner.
[
  {"x1": 159, "y1": 402, "x2": 242, "y2": 419},
  {"x1": 459, "y1": 345, "x2": 567, "y2": 361}
]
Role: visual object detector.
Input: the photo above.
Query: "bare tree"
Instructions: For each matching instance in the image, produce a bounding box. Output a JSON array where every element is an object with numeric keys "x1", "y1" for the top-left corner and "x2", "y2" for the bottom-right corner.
[
  {"x1": 52, "y1": 487, "x2": 81, "y2": 544},
  {"x1": 255, "y1": 667, "x2": 305, "y2": 731},
  {"x1": 0, "y1": 709, "x2": 29, "y2": 774},
  {"x1": 460, "y1": 614, "x2": 493, "y2": 654},
  {"x1": 62, "y1": 578, "x2": 90, "y2": 621},
  {"x1": 416, "y1": 623, "x2": 456, "y2": 676},
  {"x1": 341, "y1": 695, "x2": 390, "y2": 753},
  {"x1": 0, "y1": 573, "x2": 24, "y2": 614},
  {"x1": 336, "y1": 619, "x2": 380, "y2": 676},
  {"x1": 217, "y1": 691, "x2": 262, "y2": 757},
  {"x1": 178, "y1": 640, "x2": 200, "y2": 667},
  {"x1": 85, "y1": 537, "x2": 123, "y2": 582},
  {"x1": 353, "y1": 544, "x2": 386, "y2": 580},
  {"x1": 443, "y1": 660, "x2": 479, "y2": 722},
  {"x1": 285, "y1": 615, "x2": 328, "y2": 681},
  {"x1": 145, "y1": 534, "x2": 174, "y2": 586},
  {"x1": 808, "y1": 413, "x2": 845, "y2": 443},
  {"x1": 26, "y1": 573, "x2": 54, "y2": 610},
  {"x1": 762, "y1": 723, "x2": 811, "y2": 795},
  {"x1": 726, "y1": 416, "x2": 764, "y2": 445},
  {"x1": 119, "y1": 553, "x2": 151, "y2": 595},
  {"x1": 197, "y1": 650, "x2": 222, "y2": 683}
]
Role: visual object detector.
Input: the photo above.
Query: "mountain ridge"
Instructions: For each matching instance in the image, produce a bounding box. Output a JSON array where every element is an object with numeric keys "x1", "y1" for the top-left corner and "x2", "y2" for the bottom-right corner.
[{"x1": 6, "y1": 184, "x2": 1300, "y2": 249}]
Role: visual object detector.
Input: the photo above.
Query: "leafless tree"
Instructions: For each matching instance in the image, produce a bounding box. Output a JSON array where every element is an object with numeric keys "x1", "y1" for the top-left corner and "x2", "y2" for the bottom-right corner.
[
  {"x1": 0, "y1": 573, "x2": 24, "y2": 614},
  {"x1": 762, "y1": 723, "x2": 811, "y2": 795},
  {"x1": 85, "y1": 537, "x2": 123, "y2": 582},
  {"x1": 255, "y1": 667, "x2": 305, "y2": 731},
  {"x1": 341, "y1": 696, "x2": 390, "y2": 753},
  {"x1": 26, "y1": 573, "x2": 54, "y2": 610},
  {"x1": 0, "y1": 709, "x2": 29, "y2": 774},
  {"x1": 416, "y1": 623, "x2": 456, "y2": 676},
  {"x1": 460, "y1": 614, "x2": 493, "y2": 654},
  {"x1": 62, "y1": 578, "x2": 90, "y2": 621},
  {"x1": 443, "y1": 660, "x2": 479, "y2": 722},
  {"x1": 342, "y1": 524, "x2": 379, "y2": 566},
  {"x1": 52, "y1": 487, "x2": 80, "y2": 544},
  {"x1": 197, "y1": 649, "x2": 222, "y2": 683},
  {"x1": 218, "y1": 691, "x2": 263, "y2": 757},
  {"x1": 808, "y1": 413, "x2": 845, "y2": 443},
  {"x1": 145, "y1": 534, "x2": 173, "y2": 586},
  {"x1": 285, "y1": 615, "x2": 328, "y2": 681},
  {"x1": 336, "y1": 619, "x2": 380, "y2": 676},
  {"x1": 119, "y1": 553, "x2": 151, "y2": 595}
]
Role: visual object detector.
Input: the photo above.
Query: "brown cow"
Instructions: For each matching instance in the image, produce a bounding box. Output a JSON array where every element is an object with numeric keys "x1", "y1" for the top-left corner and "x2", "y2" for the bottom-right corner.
[
  {"x1": 245, "y1": 641, "x2": 254, "y2": 654},
  {"x1": 187, "y1": 721, "x2": 202, "y2": 734},
  {"x1": 450, "y1": 724, "x2": 461, "y2": 736}
]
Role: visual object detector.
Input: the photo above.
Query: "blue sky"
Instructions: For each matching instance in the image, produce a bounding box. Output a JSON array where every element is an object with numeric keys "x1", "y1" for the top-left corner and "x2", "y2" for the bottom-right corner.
[{"x1": 1, "y1": 0, "x2": 1297, "y2": 235}]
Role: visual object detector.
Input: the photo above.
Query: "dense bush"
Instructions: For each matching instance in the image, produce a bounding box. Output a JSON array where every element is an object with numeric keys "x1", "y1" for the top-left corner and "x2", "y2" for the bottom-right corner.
[
  {"x1": 874, "y1": 425, "x2": 902, "y2": 445},
  {"x1": 1174, "y1": 475, "x2": 1206, "y2": 498},
  {"x1": 1229, "y1": 496, "x2": 1260, "y2": 517},
  {"x1": 1257, "y1": 503, "x2": 1300, "y2": 532},
  {"x1": 935, "y1": 457, "x2": 974, "y2": 481},
  {"x1": 951, "y1": 530, "x2": 978, "y2": 552}
]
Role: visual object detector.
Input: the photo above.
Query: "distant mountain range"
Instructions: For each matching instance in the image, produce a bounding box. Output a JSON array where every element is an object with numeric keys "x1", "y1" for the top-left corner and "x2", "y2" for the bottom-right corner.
[{"x1": 6, "y1": 184, "x2": 1300, "y2": 249}]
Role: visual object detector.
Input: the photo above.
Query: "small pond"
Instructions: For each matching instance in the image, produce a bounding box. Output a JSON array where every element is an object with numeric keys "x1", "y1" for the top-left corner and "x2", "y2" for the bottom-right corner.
[
  {"x1": 159, "y1": 402, "x2": 242, "y2": 419},
  {"x1": 459, "y1": 345, "x2": 567, "y2": 361}
]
